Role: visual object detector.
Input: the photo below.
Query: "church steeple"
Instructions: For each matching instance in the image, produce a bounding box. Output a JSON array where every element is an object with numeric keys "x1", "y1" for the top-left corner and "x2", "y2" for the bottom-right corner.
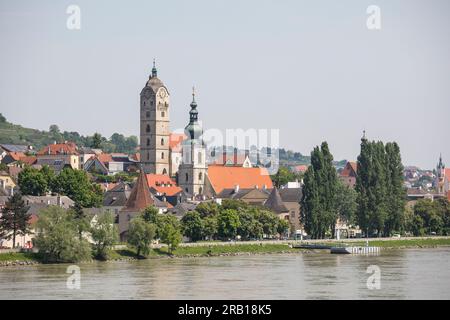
[
  {"x1": 151, "y1": 59, "x2": 157, "y2": 78},
  {"x1": 184, "y1": 86, "x2": 202, "y2": 141},
  {"x1": 189, "y1": 86, "x2": 198, "y2": 123}
]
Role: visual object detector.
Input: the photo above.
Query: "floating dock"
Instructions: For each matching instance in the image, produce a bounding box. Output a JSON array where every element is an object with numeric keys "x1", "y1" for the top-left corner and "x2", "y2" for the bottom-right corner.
[{"x1": 330, "y1": 246, "x2": 380, "y2": 254}]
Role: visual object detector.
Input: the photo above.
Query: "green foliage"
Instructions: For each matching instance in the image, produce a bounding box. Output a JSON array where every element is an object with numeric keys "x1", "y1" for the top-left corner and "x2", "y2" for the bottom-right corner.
[
  {"x1": 127, "y1": 217, "x2": 156, "y2": 257},
  {"x1": 34, "y1": 206, "x2": 91, "y2": 263},
  {"x1": 217, "y1": 209, "x2": 241, "y2": 240},
  {"x1": 181, "y1": 211, "x2": 204, "y2": 242},
  {"x1": 18, "y1": 166, "x2": 49, "y2": 196},
  {"x1": 195, "y1": 201, "x2": 220, "y2": 217},
  {"x1": 53, "y1": 168, "x2": 103, "y2": 208},
  {"x1": 356, "y1": 139, "x2": 406, "y2": 236},
  {"x1": 271, "y1": 166, "x2": 302, "y2": 188},
  {"x1": 300, "y1": 142, "x2": 338, "y2": 239},
  {"x1": 90, "y1": 211, "x2": 119, "y2": 260},
  {"x1": 91, "y1": 132, "x2": 103, "y2": 149},
  {"x1": 0, "y1": 192, "x2": 31, "y2": 248},
  {"x1": 412, "y1": 198, "x2": 450, "y2": 236},
  {"x1": 202, "y1": 215, "x2": 218, "y2": 240},
  {"x1": 0, "y1": 118, "x2": 138, "y2": 154},
  {"x1": 142, "y1": 206, "x2": 159, "y2": 224},
  {"x1": 335, "y1": 179, "x2": 357, "y2": 225},
  {"x1": 155, "y1": 214, "x2": 182, "y2": 253}
]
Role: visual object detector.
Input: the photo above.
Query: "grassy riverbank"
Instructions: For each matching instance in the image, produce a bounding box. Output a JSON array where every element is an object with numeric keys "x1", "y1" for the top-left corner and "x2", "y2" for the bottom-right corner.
[{"x1": 2, "y1": 237, "x2": 450, "y2": 265}]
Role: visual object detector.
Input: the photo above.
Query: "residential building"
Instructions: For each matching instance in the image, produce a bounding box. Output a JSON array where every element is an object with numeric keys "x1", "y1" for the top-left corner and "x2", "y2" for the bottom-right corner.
[
  {"x1": 204, "y1": 165, "x2": 273, "y2": 197},
  {"x1": 279, "y1": 187, "x2": 302, "y2": 233},
  {"x1": 264, "y1": 188, "x2": 290, "y2": 222},
  {"x1": 339, "y1": 161, "x2": 357, "y2": 188},
  {"x1": 0, "y1": 170, "x2": 16, "y2": 193},
  {"x1": 169, "y1": 133, "x2": 186, "y2": 178},
  {"x1": 217, "y1": 186, "x2": 270, "y2": 206},
  {"x1": 84, "y1": 153, "x2": 139, "y2": 175},
  {"x1": 36, "y1": 141, "x2": 79, "y2": 171},
  {"x1": 146, "y1": 174, "x2": 182, "y2": 206},
  {"x1": 140, "y1": 61, "x2": 170, "y2": 175}
]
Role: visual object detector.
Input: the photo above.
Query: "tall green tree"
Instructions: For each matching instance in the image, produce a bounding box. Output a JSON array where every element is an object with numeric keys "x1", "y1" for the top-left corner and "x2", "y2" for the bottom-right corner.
[
  {"x1": 300, "y1": 142, "x2": 338, "y2": 239},
  {"x1": 0, "y1": 192, "x2": 30, "y2": 248},
  {"x1": 181, "y1": 211, "x2": 204, "y2": 242},
  {"x1": 91, "y1": 211, "x2": 119, "y2": 260},
  {"x1": 34, "y1": 206, "x2": 91, "y2": 262},
  {"x1": 384, "y1": 142, "x2": 406, "y2": 235},
  {"x1": 18, "y1": 166, "x2": 48, "y2": 196},
  {"x1": 334, "y1": 179, "x2": 357, "y2": 225},
  {"x1": 217, "y1": 209, "x2": 241, "y2": 240},
  {"x1": 53, "y1": 168, "x2": 102, "y2": 208},
  {"x1": 127, "y1": 216, "x2": 156, "y2": 257},
  {"x1": 91, "y1": 132, "x2": 103, "y2": 149}
]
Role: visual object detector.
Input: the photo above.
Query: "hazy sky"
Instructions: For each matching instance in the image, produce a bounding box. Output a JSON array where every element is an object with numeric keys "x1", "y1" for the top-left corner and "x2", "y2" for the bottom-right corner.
[{"x1": 0, "y1": 0, "x2": 449, "y2": 169}]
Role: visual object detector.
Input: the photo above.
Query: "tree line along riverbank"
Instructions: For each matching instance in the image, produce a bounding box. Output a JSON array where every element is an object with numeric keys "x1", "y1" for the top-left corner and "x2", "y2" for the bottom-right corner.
[{"x1": 1, "y1": 237, "x2": 450, "y2": 266}]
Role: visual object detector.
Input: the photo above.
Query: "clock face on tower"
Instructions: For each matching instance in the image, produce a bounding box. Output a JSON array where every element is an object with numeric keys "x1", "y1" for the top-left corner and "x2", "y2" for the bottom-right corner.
[{"x1": 158, "y1": 88, "x2": 167, "y2": 99}]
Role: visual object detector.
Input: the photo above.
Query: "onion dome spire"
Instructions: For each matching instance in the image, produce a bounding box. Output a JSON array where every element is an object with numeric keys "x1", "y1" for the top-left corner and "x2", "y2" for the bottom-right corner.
[{"x1": 152, "y1": 58, "x2": 157, "y2": 78}]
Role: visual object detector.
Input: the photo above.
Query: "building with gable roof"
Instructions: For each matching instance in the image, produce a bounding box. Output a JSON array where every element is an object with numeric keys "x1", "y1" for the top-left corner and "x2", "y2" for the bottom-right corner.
[{"x1": 339, "y1": 161, "x2": 357, "y2": 188}]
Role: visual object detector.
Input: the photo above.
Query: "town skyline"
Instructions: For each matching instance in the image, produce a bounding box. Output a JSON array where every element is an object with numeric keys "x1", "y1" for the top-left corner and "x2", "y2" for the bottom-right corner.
[{"x1": 1, "y1": 0, "x2": 449, "y2": 169}]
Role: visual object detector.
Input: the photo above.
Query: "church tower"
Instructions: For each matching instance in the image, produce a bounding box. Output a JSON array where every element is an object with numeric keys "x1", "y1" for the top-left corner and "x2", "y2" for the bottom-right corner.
[
  {"x1": 178, "y1": 88, "x2": 207, "y2": 196},
  {"x1": 140, "y1": 60, "x2": 170, "y2": 174}
]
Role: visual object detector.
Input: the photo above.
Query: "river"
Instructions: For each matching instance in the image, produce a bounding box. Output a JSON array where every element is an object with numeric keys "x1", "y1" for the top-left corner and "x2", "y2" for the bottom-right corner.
[{"x1": 1, "y1": 247, "x2": 449, "y2": 299}]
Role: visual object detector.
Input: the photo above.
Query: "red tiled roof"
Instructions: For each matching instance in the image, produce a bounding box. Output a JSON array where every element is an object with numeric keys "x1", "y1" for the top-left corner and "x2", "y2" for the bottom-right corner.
[
  {"x1": 341, "y1": 161, "x2": 357, "y2": 177},
  {"x1": 169, "y1": 133, "x2": 186, "y2": 152},
  {"x1": 211, "y1": 154, "x2": 248, "y2": 166},
  {"x1": 207, "y1": 166, "x2": 273, "y2": 194},
  {"x1": 8, "y1": 152, "x2": 26, "y2": 161},
  {"x1": 37, "y1": 142, "x2": 78, "y2": 155},
  {"x1": 146, "y1": 174, "x2": 182, "y2": 196},
  {"x1": 97, "y1": 153, "x2": 113, "y2": 164},
  {"x1": 122, "y1": 169, "x2": 155, "y2": 212},
  {"x1": 293, "y1": 165, "x2": 308, "y2": 173},
  {"x1": 19, "y1": 156, "x2": 37, "y2": 165}
]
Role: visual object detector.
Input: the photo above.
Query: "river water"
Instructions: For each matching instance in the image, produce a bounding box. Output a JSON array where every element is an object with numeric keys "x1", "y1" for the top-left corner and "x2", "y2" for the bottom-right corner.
[{"x1": 1, "y1": 247, "x2": 449, "y2": 299}]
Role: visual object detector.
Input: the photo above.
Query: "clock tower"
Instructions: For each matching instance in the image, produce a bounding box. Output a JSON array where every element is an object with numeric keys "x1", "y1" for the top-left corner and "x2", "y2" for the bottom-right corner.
[{"x1": 140, "y1": 60, "x2": 170, "y2": 174}]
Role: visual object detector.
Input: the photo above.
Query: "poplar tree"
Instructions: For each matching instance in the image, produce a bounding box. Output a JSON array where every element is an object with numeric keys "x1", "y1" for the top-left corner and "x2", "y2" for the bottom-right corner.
[
  {"x1": 300, "y1": 142, "x2": 338, "y2": 239},
  {"x1": 384, "y1": 142, "x2": 406, "y2": 235}
]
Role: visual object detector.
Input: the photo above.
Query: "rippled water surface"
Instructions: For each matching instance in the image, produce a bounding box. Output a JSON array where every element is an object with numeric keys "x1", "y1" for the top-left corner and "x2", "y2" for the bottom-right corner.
[{"x1": 1, "y1": 248, "x2": 449, "y2": 299}]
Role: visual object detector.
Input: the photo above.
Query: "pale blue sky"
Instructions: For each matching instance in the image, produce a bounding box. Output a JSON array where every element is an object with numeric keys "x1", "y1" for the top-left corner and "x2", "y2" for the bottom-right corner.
[{"x1": 0, "y1": 0, "x2": 449, "y2": 169}]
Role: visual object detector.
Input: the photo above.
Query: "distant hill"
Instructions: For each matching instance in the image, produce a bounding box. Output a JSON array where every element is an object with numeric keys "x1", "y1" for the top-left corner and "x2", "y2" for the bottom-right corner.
[{"x1": 0, "y1": 113, "x2": 138, "y2": 154}]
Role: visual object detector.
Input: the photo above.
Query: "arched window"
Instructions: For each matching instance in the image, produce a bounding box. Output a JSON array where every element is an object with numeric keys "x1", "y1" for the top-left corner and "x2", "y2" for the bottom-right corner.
[
  {"x1": 185, "y1": 173, "x2": 188, "y2": 182},
  {"x1": 161, "y1": 152, "x2": 164, "y2": 159},
  {"x1": 161, "y1": 138, "x2": 164, "y2": 146},
  {"x1": 146, "y1": 124, "x2": 150, "y2": 133},
  {"x1": 185, "y1": 187, "x2": 189, "y2": 193},
  {"x1": 146, "y1": 138, "x2": 150, "y2": 146},
  {"x1": 146, "y1": 111, "x2": 150, "y2": 118},
  {"x1": 162, "y1": 168, "x2": 167, "y2": 175},
  {"x1": 198, "y1": 152, "x2": 202, "y2": 164},
  {"x1": 199, "y1": 187, "x2": 203, "y2": 194},
  {"x1": 147, "y1": 152, "x2": 150, "y2": 160},
  {"x1": 161, "y1": 111, "x2": 165, "y2": 117},
  {"x1": 198, "y1": 172, "x2": 202, "y2": 181}
]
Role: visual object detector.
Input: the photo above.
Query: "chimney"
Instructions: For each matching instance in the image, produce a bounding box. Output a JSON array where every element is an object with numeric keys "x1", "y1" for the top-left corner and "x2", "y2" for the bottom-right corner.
[
  {"x1": 234, "y1": 184, "x2": 239, "y2": 193},
  {"x1": 233, "y1": 148, "x2": 238, "y2": 165},
  {"x1": 222, "y1": 145, "x2": 226, "y2": 164},
  {"x1": 245, "y1": 149, "x2": 249, "y2": 159}
]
